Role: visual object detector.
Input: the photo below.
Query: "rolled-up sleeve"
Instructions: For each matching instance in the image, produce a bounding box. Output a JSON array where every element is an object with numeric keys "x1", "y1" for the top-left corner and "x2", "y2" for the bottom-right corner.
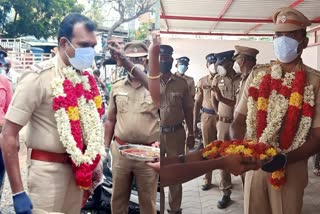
[{"x1": 6, "y1": 72, "x2": 44, "y2": 126}]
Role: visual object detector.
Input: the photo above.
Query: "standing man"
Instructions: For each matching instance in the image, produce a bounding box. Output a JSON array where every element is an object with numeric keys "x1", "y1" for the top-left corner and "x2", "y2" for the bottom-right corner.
[
  {"x1": 231, "y1": 7, "x2": 320, "y2": 214},
  {"x1": 160, "y1": 45, "x2": 194, "y2": 214},
  {"x1": 211, "y1": 50, "x2": 241, "y2": 209},
  {"x1": 194, "y1": 53, "x2": 218, "y2": 191},
  {"x1": 174, "y1": 56, "x2": 195, "y2": 99},
  {"x1": 104, "y1": 42, "x2": 159, "y2": 214},
  {"x1": 0, "y1": 14, "x2": 104, "y2": 214}
]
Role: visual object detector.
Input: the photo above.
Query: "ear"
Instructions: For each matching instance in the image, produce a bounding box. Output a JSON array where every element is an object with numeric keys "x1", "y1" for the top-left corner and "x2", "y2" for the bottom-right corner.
[{"x1": 59, "y1": 37, "x2": 68, "y2": 49}]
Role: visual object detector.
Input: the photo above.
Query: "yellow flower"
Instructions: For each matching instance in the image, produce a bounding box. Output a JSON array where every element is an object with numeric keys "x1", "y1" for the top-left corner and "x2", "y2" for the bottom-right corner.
[
  {"x1": 225, "y1": 145, "x2": 237, "y2": 154},
  {"x1": 259, "y1": 154, "x2": 268, "y2": 160},
  {"x1": 94, "y1": 95, "x2": 102, "y2": 108},
  {"x1": 271, "y1": 170, "x2": 285, "y2": 179},
  {"x1": 67, "y1": 106, "x2": 80, "y2": 121},
  {"x1": 234, "y1": 145, "x2": 245, "y2": 153},
  {"x1": 265, "y1": 148, "x2": 277, "y2": 157},
  {"x1": 289, "y1": 92, "x2": 303, "y2": 109},
  {"x1": 257, "y1": 97, "x2": 268, "y2": 111},
  {"x1": 243, "y1": 148, "x2": 253, "y2": 156}
]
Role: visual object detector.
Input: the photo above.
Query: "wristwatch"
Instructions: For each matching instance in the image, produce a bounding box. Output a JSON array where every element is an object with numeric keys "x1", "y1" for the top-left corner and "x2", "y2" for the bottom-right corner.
[{"x1": 178, "y1": 154, "x2": 185, "y2": 163}]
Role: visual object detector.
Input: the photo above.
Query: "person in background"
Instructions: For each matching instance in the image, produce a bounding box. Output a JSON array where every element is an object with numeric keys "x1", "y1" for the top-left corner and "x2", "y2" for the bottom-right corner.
[
  {"x1": 174, "y1": 56, "x2": 195, "y2": 100},
  {"x1": 93, "y1": 69, "x2": 107, "y2": 112}
]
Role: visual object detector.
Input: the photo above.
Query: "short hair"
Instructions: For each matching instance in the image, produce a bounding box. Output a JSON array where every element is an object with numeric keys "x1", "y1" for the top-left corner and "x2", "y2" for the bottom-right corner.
[{"x1": 58, "y1": 13, "x2": 96, "y2": 43}]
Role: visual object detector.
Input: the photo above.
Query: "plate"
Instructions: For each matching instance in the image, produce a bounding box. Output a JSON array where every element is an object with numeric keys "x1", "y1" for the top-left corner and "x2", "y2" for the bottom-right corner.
[{"x1": 118, "y1": 144, "x2": 160, "y2": 162}]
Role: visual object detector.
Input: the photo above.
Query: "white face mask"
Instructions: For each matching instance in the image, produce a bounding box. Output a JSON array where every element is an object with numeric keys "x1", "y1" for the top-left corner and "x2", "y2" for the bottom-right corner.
[
  {"x1": 177, "y1": 64, "x2": 188, "y2": 74},
  {"x1": 273, "y1": 36, "x2": 301, "y2": 63},
  {"x1": 217, "y1": 65, "x2": 227, "y2": 77},
  {"x1": 65, "y1": 39, "x2": 95, "y2": 70},
  {"x1": 233, "y1": 61, "x2": 242, "y2": 73},
  {"x1": 209, "y1": 64, "x2": 216, "y2": 75}
]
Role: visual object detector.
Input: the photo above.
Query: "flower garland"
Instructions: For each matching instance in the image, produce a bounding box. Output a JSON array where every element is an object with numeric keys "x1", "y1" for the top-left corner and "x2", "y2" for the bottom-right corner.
[
  {"x1": 246, "y1": 64, "x2": 315, "y2": 188},
  {"x1": 51, "y1": 67, "x2": 106, "y2": 189},
  {"x1": 201, "y1": 140, "x2": 284, "y2": 188}
]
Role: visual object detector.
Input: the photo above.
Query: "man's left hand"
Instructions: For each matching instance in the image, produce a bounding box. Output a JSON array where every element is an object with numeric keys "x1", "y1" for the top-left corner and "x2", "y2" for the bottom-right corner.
[
  {"x1": 211, "y1": 86, "x2": 223, "y2": 101},
  {"x1": 107, "y1": 40, "x2": 126, "y2": 66}
]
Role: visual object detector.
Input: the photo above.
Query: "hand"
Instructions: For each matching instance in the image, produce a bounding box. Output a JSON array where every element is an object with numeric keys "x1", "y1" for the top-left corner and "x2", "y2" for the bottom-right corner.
[
  {"x1": 13, "y1": 191, "x2": 33, "y2": 214},
  {"x1": 146, "y1": 160, "x2": 160, "y2": 173},
  {"x1": 186, "y1": 135, "x2": 195, "y2": 149},
  {"x1": 221, "y1": 155, "x2": 261, "y2": 176},
  {"x1": 148, "y1": 31, "x2": 160, "y2": 56},
  {"x1": 107, "y1": 40, "x2": 127, "y2": 66},
  {"x1": 261, "y1": 153, "x2": 287, "y2": 172},
  {"x1": 211, "y1": 86, "x2": 223, "y2": 101},
  {"x1": 151, "y1": 141, "x2": 160, "y2": 148}
]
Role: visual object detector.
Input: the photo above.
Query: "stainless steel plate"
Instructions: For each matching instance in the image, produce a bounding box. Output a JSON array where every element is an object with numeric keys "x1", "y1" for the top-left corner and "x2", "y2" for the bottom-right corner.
[{"x1": 118, "y1": 144, "x2": 160, "y2": 162}]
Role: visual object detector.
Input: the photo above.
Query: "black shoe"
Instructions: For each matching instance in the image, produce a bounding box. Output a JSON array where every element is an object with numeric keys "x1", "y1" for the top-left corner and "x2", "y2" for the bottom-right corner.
[
  {"x1": 167, "y1": 209, "x2": 182, "y2": 214},
  {"x1": 217, "y1": 195, "x2": 231, "y2": 209},
  {"x1": 201, "y1": 183, "x2": 211, "y2": 191}
]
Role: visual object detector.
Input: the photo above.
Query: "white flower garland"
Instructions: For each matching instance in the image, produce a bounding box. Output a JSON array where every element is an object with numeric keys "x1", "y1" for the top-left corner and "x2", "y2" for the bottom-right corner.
[{"x1": 51, "y1": 67, "x2": 105, "y2": 166}]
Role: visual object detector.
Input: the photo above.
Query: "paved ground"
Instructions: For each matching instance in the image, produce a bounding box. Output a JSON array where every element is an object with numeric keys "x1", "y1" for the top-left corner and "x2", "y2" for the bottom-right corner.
[{"x1": 164, "y1": 159, "x2": 320, "y2": 214}]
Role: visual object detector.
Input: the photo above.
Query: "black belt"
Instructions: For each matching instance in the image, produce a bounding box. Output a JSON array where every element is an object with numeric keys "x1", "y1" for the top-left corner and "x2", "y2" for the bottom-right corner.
[
  {"x1": 160, "y1": 123, "x2": 183, "y2": 133},
  {"x1": 202, "y1": 107, "x2": 216, "y2": 115}
]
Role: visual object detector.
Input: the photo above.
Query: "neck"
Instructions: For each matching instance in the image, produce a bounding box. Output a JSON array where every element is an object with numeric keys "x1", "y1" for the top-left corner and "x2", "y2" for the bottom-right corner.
[
  {"x1": 58, "y1": 48, "x2": 70, "y2": 66},
  {"x1": 279, "y1": 57, "x2": 302, "y2": 72},
  {"x1": 161, "y1": 72, "x2": 172, "y2": 82}
]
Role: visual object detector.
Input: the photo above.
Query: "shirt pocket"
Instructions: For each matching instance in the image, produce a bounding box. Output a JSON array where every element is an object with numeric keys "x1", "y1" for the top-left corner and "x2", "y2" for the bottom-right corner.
[
  {"x1": 169, "y1": 92, "x2": 183, "y2": 107},
  {"x1": 115, "y1": 94, "x2": 128, "y2": 112},
  {"x1": 140, "y1": 95, "x2": 155, "y2": 113}
]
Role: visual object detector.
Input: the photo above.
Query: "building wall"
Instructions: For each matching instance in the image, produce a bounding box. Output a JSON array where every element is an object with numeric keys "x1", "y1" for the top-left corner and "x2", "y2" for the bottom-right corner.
[{"x1": 162, "y1": 37, "x2": 320, "y2": 83}]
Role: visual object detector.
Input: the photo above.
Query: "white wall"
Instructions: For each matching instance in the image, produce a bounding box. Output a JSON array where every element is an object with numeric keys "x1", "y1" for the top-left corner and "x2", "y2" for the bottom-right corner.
[{"x1": 162, "y1": 37, "x2": 320, "y2": 83}]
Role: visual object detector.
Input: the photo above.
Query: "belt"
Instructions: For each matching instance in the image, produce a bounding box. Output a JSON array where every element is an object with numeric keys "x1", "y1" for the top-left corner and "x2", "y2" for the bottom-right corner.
[
  {"x1": 218, "y1": 116, "x2": 233, "y2": 123},
  {"x1": 31, "y1": 149, "x2": 71, "y2": 164},
  {"x1": 115, "y1": 136, "x2": 154, "y2": 146},
  {"x1": 202, "y1": 107, "x2": 216, "y2": 115},
  {"x1": 160, "y1": 123, "x2": 183, "y2": 133}
]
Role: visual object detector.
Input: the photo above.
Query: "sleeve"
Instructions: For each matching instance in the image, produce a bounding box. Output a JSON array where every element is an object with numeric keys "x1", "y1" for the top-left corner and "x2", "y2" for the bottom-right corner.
[
  {"x1": 234, "y1": 71, "x2": 255, "y2": 115},
  {"x1": 107, "y1": 87, "x2": 116, "y2": 114},
  {"x1": 5, "y1": 72, "x2": 44, "y2": 126},
  {"x1": 4, "y1": 78, "x2": 13, "y2": 113},
  {"x1": 195, "y1": 79, "x2": 203, "y2": 102},
  {"x1": 190, "y1": 79, "x2": 196, "y2": 98},
  {"x1": 183, "y1": 81, "x2": 194, "y2": 111}
]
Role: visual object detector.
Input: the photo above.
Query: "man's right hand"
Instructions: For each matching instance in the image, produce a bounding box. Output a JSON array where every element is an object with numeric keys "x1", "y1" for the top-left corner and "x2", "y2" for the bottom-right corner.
[
  {"x1": 13, "y1": 191, "x2": 33, "y2": 214},
  {"x1": 221, "y1": 155, "x2": 261, "y2": 176}
]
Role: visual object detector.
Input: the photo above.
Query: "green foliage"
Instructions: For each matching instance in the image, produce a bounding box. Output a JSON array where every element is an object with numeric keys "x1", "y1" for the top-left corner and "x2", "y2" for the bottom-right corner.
[
  {"x1": 0, "y1": 0, "x2": 84, "y2": 39},
  {"x1": 134, "y1": 22, "x2": 150, "y2": 40}
]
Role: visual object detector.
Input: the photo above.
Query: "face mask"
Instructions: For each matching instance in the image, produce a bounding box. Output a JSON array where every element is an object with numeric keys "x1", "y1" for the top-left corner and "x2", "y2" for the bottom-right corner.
[
  {"x1": 273, "y1": 36, "x2": 301, "y2": 63},
  {"x1": 65, "y1": 39, "x2": 95, "y2": 70},
  {"x1": 233, "y1": 61, "x2": 242, "y2": 74},
  {"x1": 160, "y1": 62, "x2": 172, "y2": 73},
  {"x1": 217, "y1": 65, "x2": 227, "y2": 77},
  {"x1": 208, "y1": 64, "x2": 216, "y2": 75},
  {"x1": 177, "y1": 64, "x2": 188, "y2": 74}
]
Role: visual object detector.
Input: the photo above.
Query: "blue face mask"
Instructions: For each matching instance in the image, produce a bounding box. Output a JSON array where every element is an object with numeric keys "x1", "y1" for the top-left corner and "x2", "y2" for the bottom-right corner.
[
  {"x1": 65, "y1": 39, "x2": 95, "y2": 70},
  {"x1": 177, "y1": 64, "x2": 188, "y2": 74}
]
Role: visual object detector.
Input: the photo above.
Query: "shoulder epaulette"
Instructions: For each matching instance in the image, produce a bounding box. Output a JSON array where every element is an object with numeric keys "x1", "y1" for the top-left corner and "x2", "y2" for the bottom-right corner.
[
  {"x1": 30, "y1": 59, "x2": 55, "y2": 74},
  {"x1": 305, "y1": 66, "x2": 320, "y2": 77},
  {"x1": 112, "y1": 77, "x2": 126, "y2": 85}
]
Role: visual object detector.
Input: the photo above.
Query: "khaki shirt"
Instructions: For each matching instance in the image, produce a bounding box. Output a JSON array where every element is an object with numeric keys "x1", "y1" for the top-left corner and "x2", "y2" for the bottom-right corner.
[
  {"x1": 6, "y1": 55, "x2": 68, "y2": 153},
  {"x1": 235, "y1": 74, "x2": 250, "y2": 108},
  {"x1": 213, "y1": 73, "x2": 241, "y2": 118},
  {"x1": 195, "y1": 74, "x2": 216, "y2": 110},
  {"x1": 160, "y1": 74, "x2": 194, "y2": 126},
  {"x1": 235, "y1": 63, "x2": 320, "y2": 128},
  {"x1": 108, "y1": 77, "x2": 159, "y2": 144},
  {"x1": 175, "y1": 72, "x2": 196, "y2": 98}
]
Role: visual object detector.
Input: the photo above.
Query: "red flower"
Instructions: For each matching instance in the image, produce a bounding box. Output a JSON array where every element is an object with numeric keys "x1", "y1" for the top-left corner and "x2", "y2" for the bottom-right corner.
[
  {"x1": 302, "y1": 103, "x2": 314, "y2": 117},
  {"x1": 248, "y1": 87, "x2": 259, "y2": 100}
]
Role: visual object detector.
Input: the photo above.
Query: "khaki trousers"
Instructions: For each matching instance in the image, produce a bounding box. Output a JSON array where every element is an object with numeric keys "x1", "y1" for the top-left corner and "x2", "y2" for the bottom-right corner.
[
  {"x1": 244, "y1": 160, "x2": 308, "y2": 214},
  {"x1": 111, "y1": 142, "x2": 158, "y2": 214},
  {"x1": 201, "y1": 113, "x2": 217, "y2": 185},
  {"x1": 28, "y1": 160, "x2": 82, "y2": 214},
  {"x1": 217, "y1": 121, "x2": 232, "y2": 195},
  {"x1": 160, "y1": 128, "x2": 186, "y2": 214}
]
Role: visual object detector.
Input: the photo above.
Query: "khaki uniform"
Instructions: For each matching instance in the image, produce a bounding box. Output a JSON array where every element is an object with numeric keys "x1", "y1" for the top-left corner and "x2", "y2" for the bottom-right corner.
[
  {"x1": 235, "y1": 64, "x2": 320, "y2": 214},
  {"x1": 195, "y1": 74, "x2": 218, "y2": 184},
  {"x1": 213, "y1": 73, "x2": 241, "y2": 195},
  {"x1": 175, "y1": 72, "x2": 196, "y2": 99},
  {"x1": 160, "y1": 74, "x2": 194, "y2": 214},
  {"x1": 108, "y1": 77, "x2": 159, "y2": 214},
  {"x1": 6, "y1": 55, "x2": 83, "y2": 213}
]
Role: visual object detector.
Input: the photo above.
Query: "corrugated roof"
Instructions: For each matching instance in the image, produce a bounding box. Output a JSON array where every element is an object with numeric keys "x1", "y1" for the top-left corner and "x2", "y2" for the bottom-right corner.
[{"x1": 160, "y1": 0, "x2": 320, "y2": 36}]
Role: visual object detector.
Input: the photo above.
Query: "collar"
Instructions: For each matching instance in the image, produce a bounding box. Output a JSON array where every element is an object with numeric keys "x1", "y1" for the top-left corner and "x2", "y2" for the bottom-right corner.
[{"x1": 125, "y1": 76, "x2": 142, "y2": 89}]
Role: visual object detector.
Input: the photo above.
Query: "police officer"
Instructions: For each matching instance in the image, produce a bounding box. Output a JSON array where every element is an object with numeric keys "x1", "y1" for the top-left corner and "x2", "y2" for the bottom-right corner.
[
  {"x1": 211, "y1": 50, "x2": 241, "y2": 209},
  {"x1": 160, "y1": 45, "x2": 194, "y2": 214},
  {"x1": 174, "y1": 57, "x2": 195, "y2": 99},
  {"x1": 105, "y1": 42, "x2": 159, "y2": 214},
  {"x1": 231, "y1": 7, "x2": 320, "y2": 214},
  {"x1": 194, "y1": 53, "x2": 218, "y2": 191},
  {"x1": 1, "y1": 14, "x2": 99, "y2": 214}
]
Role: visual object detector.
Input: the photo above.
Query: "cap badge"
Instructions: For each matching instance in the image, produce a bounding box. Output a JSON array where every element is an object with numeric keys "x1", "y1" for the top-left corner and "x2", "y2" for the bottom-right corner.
[
  {"x1": 133, "y1": 47, "x2": 138, "y2": 53},
  {"x1": 281, "y1": 15, "x2": 287, "y2": 23}
]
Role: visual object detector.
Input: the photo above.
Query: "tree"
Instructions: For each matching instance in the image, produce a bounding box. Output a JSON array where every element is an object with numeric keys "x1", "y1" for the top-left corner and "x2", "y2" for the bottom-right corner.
[
  {"x1": 134, "y1": 22, "x2": 150, "y2": 40},
  {"x1": 89, "y1": 0, "x2": 156, "y2": 39},
  {"x1": 0, "y1": 0, "x2": 84, "y2": 39}
]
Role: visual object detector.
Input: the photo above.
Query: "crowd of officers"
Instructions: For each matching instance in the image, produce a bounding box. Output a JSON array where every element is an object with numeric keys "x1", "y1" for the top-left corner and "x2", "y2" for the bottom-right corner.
[{"x1": 159, "y1": 44, "x2": 259, "y2": 214}]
